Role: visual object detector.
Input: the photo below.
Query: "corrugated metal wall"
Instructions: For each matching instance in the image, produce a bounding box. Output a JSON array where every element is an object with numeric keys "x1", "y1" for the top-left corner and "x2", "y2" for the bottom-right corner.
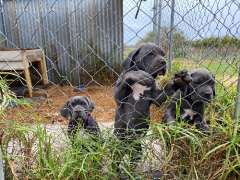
[{"x1": 0, "y1": 0, "x2": 123, "y2": 85}]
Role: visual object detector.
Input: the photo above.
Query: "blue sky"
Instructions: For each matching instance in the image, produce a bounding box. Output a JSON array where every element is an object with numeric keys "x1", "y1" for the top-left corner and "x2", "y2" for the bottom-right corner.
[{"x1": 123, "y1": 0, "x2": 240, "y2": 45}]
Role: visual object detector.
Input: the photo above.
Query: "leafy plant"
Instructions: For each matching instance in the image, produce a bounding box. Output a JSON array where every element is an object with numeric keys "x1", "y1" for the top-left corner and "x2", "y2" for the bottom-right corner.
[{"x1": 0, "y1": 77, "x2": 16, "y2": 113}]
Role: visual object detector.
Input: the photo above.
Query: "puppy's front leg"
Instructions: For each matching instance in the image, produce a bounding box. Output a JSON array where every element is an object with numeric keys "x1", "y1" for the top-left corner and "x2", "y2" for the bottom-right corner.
[
  {"x1": 163, "y1": 106, "x2": 177, "y2": 124},
  {"x1": 114, "y1": 73, "x2": 132, "y2": 104},
  {"x1": 152, "y1": 87, "x2": 166, "y2": 106},
  {"x1": 195, "y1": 117, "x2": 209, "y2": 132},
  {"x1": 152, "y1": 70, "x2": 191, "y2": 106},
  {"x1": 192, "y1": 103, "x2": 209, "y2": 132},
  {"x1": 162, "y1": 90, "x2": 182, "y2": 124},
  {"x1": 68, "y1": 119, "x2": 79, "y2": 137}
]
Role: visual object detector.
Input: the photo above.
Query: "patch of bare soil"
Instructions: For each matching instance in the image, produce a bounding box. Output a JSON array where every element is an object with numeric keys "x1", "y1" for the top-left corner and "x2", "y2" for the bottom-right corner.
[
  {"x1": 2, "y1": 85, "x2": 115, "y2": 124},
  {"x1": 1, "y1": 85, "x2": 164, "y2": 124}
]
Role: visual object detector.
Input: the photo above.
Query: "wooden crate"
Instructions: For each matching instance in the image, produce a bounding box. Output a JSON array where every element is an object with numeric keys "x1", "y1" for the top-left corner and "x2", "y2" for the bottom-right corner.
[{"x1": 0, "y1": 48, "x2": 48, "y2": 97}]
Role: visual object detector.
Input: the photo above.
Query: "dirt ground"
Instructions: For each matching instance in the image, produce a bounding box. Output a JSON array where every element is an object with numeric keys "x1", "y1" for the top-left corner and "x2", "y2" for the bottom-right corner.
[{"x1": 2, "y1": 85, "x2": 163, "y2": 124}]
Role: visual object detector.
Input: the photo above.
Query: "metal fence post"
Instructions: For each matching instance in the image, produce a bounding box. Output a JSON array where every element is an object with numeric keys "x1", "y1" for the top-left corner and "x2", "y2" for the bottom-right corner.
[
  {"x1": 168, "y1": 0, "x2": 175, "y2": 73},
  {"x1": 154, "y1": 0, "x2": 163, "y2": 46},
  {"x1": 153, "y1": 0, "x2": 157, "y2": 33},
  {"x1": 234, "y1": 65, "x2": 240, "y2": 122},
  {"x1": 0, "y1": 149, "x2": 4, "y2": 180}
]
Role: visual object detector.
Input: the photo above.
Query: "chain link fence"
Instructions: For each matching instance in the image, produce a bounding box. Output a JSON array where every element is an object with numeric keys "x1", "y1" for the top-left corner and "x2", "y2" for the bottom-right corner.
[
  {"x1": 0, "y1": 0, "x2": 240, "y2": 179},
  {"x1": 124, "y1": 0, "x2": 240, "y2": 118}
]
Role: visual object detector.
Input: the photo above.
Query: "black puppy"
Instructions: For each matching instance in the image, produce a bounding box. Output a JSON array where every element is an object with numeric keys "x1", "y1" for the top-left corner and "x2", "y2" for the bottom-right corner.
[
  {"x1": 113, "y1": 70, "x2": 190, "y2": 176},
  {"x1": 122, "y1": 43, "x2": 166, "y2": 78},
  {"x1": 114, "y1": 69, "x2": 192, "y2": 138},
  {"x1": 60, "y1": 96, "x2": 100, "y2": 137},
  {"x1": 114, "y1": 70, "x2": 160, "y2": 139},
  {"x1": 164, "y1": 68, "x2": 216, "y2": 132}
]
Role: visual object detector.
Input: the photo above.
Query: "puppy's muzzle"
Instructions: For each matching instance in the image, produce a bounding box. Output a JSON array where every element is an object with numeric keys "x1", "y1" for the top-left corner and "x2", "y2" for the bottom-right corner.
[
  {"x1": 154, "y1": 60, "x2": 167, "y2": 76},
  {"x1": 159, "y1": 61, "x2": 167, "y2": 75},
  {"x1": 202, "y1": 91, "x2": 213, "y2": 101},
  {"x1": 73, "y1": 105, "x2": 87, "y2": 118},
  {"x1": 200, "y1": 87, "x2": 214, "y2": 102}
]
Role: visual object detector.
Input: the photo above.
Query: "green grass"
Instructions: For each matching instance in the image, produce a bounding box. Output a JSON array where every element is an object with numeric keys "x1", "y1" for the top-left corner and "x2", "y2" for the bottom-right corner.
[
  {"x1": 123, "y1": 47, "x2": 135, "y2": 60},
  {"x1": 1, "y1": 122, "x2": 140, "y2": 179},
  {"x1": 0, "y1": 77, "x2": 30, "y2": 114},
  {"x1": 173, "y1": 58, "x2": 238, "y2": 78},
  {"x1": 1, "y1": 106, "x2": 240, "y2": 179}
]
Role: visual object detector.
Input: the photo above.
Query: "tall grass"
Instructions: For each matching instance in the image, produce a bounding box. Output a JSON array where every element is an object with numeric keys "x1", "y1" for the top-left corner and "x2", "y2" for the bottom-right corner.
[
  {"x1": 0, "y1": 77, "x2": 16, "y2": 113},
  {"x1": 1, "y1": 123, "x2": 139, "y2": 179},
  {"x1": 0, "y1": 77, "x2": 30, "y2": 115},
  {"x1": 1, "y1": 115, "x2": 239, "y2": 179}
]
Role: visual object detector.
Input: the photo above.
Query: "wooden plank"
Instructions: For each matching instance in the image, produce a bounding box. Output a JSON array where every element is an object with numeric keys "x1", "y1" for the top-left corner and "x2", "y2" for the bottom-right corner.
[
  {"x1": 0, "y1": 61, "x2": 25, "y2": 70},
  {"x1": 0, "y1": 49, "x2": 43, "y2": 62},
  {"x1": 25, "y1": 49, "x2": 43, "y2": 62},
  {"x1": 0, "y1": 51, "x2": 22, "y2": 62},
  {"x1": 25, "y1": 49, "x2": 42, "y2": 55},
  {"x1": 0, "y1": 48, "x2": 38, "y2": 51}
]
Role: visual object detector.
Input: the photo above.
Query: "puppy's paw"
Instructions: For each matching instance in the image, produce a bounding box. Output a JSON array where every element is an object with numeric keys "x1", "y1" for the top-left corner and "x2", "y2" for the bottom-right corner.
[
  {"x1": 195, "y1": 120, "x2": 209, "y2": 133},
  {"x1": 124, "y1": 70, "x2": 154, "y2": 86},
  {"x1": 131, "y1": 83, "x2": 151, "y2": 101},
  {"x1": 174, "y1": 69, "x2": 192, "y2": 83},
  {"x1": 172, "y1": 70, "x2": 192, "y2": 89}
]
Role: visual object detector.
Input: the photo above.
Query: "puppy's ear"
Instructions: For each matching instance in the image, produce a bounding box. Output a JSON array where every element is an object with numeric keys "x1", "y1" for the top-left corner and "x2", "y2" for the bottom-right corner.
[
  {"x1": 84, "y1": 97, "x2": 95, "y2": 112},
  {"x1": 60, "y1": 101, "x2": 71, "y2": 119},
  {"x1": 122, "y1": 47, "x2": 141, "y2": 70}
]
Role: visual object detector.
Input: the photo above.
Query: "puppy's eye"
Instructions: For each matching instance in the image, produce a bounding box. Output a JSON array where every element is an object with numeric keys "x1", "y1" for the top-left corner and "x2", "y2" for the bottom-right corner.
[
  {"x1": 72, "y1": 101, "x2": 85, "y2": 106},
  {"x1": 79, "y1": 102, "x2": 86, "y2": 106},
  {"x1": 210, "y1": 80, "x2": 215, "y2": 85},
  {"x1": 193, "y1": 80, "x2": 201, "y2": 84},
  {"x1": 192, "y1": 78, "x2": 203, "y2": 84},
  {"x1": 148, "y1": 52, "x2": 154, "y2": 56}
]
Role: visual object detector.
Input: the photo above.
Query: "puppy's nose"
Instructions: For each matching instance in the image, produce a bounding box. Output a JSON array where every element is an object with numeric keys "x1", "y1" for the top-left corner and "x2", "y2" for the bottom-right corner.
[
  {"x1": 203, "y1": 91, "x2": 213, "y2": 99},
  {"x1": 74, "y1": 105, "x2": 83, "y2": 111}
]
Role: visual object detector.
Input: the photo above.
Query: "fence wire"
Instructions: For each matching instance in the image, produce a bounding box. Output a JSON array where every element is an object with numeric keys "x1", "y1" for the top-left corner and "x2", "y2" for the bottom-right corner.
[{"x1": 0, "y1": 0, "x2": 240, "y2": 179}]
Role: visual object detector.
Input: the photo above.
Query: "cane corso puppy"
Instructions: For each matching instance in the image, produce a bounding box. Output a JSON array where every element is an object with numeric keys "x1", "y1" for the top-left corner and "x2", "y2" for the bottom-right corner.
[
  {"x1": 60, "y1": 96, "x2": 100, "y2": 136},
  {"x1": 164, "y1": 68, "x2": 216, "y2": 132},
  {"x1": 114, "y1": 69, "x2": 192, "y2": 138},
  {"x1": 114, "y1": 70, "x2": 159, "y2": 140},
  {"x1": 122, "y1": 43, "x2": 166, "y2": 78},
  {"x1": 113, "y1": 69, "x2": 191, "y2": 176}
]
